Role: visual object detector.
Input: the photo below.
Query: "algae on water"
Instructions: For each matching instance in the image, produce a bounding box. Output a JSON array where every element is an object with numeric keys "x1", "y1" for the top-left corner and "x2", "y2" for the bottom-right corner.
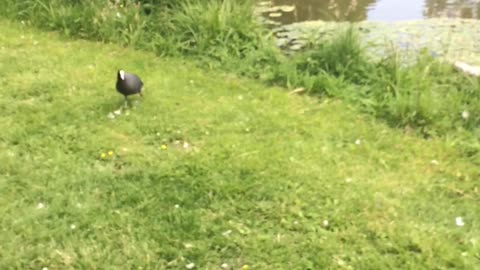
[{"x1": 268, "y1": 18, "x2": 480, "y2": 66}]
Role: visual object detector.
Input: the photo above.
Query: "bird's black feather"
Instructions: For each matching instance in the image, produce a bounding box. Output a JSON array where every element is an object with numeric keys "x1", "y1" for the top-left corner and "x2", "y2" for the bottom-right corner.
[{"x1": 116, "y1": 70, "x2": 144, "y2": 97}]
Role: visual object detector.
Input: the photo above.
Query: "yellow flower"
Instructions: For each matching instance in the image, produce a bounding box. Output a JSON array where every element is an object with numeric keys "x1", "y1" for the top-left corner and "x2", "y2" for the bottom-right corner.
[
  {"x1": 108, "y1": 150, "x2": 114, "y2": 156},
  {"x1": 100, "y1": 153, "x2": 106, "y2": 159},
  {"x1": 242, "y1": 265, "x2": 249, "y2": 270},
  {"x1": 120, "y1": 4, "x2": 124, "y2": 8},
  {"x1": 161, "y1": 144, "x2": 167, "y2": 150}
]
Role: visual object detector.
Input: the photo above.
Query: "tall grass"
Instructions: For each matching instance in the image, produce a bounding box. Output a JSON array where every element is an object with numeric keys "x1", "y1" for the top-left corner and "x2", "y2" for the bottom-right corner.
[
  {"x1": 260, "y1": 30, "x2": 480, "y2": 141},
  {"x1": 367, "y1": 50, "x2": 480, "y2": 136},
  {"x1": 161, "y1": 0, "x2": 264, "y2": 59},
  {"x1": 2, "y1": 0, "x2": 263, "y2": 54},
  {"x1": 264, "y1": 28, "x2": 372, "y2": 93},
  {"x1": 2, "y1": 0, "x2": 150, "y2": 44}
]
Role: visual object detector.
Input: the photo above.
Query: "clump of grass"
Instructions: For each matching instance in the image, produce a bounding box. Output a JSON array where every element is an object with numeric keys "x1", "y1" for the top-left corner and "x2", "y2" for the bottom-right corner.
[
  {"x1": 296, "y1": 27, "x2": 373, "y2": 84},
  {"x1": 2, "y1": 0, "x2": 150, "y2": 44},
  {"x1": 263, "y1": 27, "x2": 373, "y2": 96},
  {"x1": 363, "y1": 50, "x2": 442, "y2": 131},
  {"x1": 2, "y1": 0, "x2": 263, "y2": 57},
  {"x1": 362, "y1": 49, "x2": 480, "y2": 136},
  {"x1": 157, "y1": 0, "x2": 264, "y2": 60}
]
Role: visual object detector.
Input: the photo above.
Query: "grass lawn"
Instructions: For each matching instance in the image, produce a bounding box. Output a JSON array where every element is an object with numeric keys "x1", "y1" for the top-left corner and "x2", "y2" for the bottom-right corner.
[{"x1": 0, "y1": 20, "x2": 479, "y2": 269}]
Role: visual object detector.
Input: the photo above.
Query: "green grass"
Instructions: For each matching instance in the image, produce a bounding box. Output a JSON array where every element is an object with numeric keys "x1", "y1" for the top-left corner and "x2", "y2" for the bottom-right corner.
[
  {"x1": 1, "y1": 20, "x2": 480, "y2": 269},
  {"x1": 1, "y1": 0, "x2": 265, "y2": 58},
  {"x1": 4, "y1": 0, "x2": 480, "y2": 143},
  {"x1": 261, "y1": 30, "x2": 480, "y2": 138}
]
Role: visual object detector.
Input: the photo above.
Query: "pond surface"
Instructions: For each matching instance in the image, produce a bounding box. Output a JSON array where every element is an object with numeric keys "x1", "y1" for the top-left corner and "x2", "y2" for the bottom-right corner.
[{"x1": 262, "y1": 0, "x2": 480, "y2": 24}]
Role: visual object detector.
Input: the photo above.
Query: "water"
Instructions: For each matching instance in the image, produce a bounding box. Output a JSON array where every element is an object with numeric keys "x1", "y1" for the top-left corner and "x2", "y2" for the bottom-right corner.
[{"x1": 263, "y1": 0, "x2": 480, "y2": 24}]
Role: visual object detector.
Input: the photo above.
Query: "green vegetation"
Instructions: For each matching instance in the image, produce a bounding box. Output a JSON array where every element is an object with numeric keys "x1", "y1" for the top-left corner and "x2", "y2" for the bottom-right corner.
[
  {"x1": 1, "y1": 0, "x2": 265, "y2": 58},
  {"x1": 3, "y1": 0, "x2": 480, "y2": 145},
  {"x1": 276, "y1": 39, "x2": 480, "y2": 133},
  {"x1": 1, "y1": 19, "x2": 479, "y2": 269},
  {"x1": 2, "y1": 0, "x2": 480, "y2": 268}
]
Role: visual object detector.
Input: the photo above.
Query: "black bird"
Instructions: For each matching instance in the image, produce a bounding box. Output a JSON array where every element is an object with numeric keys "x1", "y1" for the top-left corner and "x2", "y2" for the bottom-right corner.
[{"x1": 116, "y1": 69, "x2": 143, "y2": 107}]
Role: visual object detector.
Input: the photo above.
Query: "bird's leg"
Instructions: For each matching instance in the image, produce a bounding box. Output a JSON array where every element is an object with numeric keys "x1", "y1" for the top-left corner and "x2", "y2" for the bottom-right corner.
[{"x1": 123, "y1": 96, "x2": 129, "y2": 109}]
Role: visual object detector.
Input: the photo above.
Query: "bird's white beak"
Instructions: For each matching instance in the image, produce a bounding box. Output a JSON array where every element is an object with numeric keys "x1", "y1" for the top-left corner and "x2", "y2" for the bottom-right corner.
[{"x1": 119, "y1": 70, "x2": 125, "y2": 80}]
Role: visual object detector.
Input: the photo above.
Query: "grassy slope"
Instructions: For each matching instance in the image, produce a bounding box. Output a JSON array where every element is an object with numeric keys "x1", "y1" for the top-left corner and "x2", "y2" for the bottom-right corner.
[{"x1": 0, "y1": 20, "x2": 479, "y2": 269}]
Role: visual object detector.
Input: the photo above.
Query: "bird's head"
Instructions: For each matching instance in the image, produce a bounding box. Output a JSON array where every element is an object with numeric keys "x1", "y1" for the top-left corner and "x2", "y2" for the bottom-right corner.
[{"x1": 118, "y1": 70, "x2": 126, "y2": 80}]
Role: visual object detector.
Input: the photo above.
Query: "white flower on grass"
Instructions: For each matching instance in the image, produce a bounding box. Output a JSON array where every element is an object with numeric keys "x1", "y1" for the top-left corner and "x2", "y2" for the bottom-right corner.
[
  {"x1": 462, "y1": 110, "x2": 469, "y2": 120},
  {"x1": 221, "y1": 263, "x2": 229, "y2": 269},
  {"x1": 323, "y1": 220, "x2": 329, "y2": 227},
  {"x1": 431, "y1": 160, "x2": 439, "y2": 165},
  {"x1": 42, "y1": 267, "x2": 48, "y2": 270},
  {"x1": 336, "y1": 258, "x2": 346, "y2": 266},
  {"x1": 184, "y1": 243, "x2": 193, "y2": 249},
  {"x1": 70, "y1": 224, "x2": 76, "y2": 230},
  {"x1": 183, "y1": 142, "x2": 190, "y2": 149},
  {"x1": 345, "y1": 178, "x2": 352, "y2": 183},
  {"x1": 456, "y1": 217, "x2": 465, "y2": 227},
  {"x1": 185, "y1": 262, "x2": 195, "y2": 269},
  {"x1": 116, "y1": 12, "x2": 121, "y2": 18},
  {"x1": 355, "y1": 139, "x2": 361, "y2": 145},
  {"x1": 222, "y1": 230, "x2": 232, "y2": 237},
  {"x1": 174, "y1": 204, "x2": 180, "y2": 209},
  {"x1": 37, "y1": 202, "x2": 45, "y2": 209}
]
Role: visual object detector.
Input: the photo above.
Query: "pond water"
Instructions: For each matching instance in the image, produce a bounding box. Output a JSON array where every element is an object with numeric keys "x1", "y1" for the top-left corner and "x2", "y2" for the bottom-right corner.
[{"x1": 262, "y1": 0, "x2": 480, "y2": 24}]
